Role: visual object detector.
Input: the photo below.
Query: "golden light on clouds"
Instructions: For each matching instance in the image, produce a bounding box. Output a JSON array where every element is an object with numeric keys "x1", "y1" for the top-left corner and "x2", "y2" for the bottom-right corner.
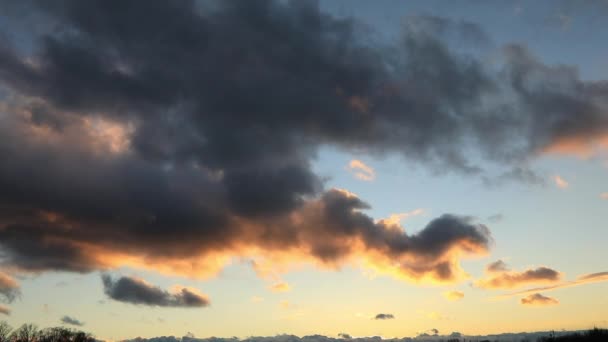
[
  {"x1": 377, "y1": 209, "x2": 425, "y2": 228},
  {"x1": 543, "y1": 135, "x2": 608, "y2": 159},
  {"x1": 270, "y1": 282, "x2": 291, "y2": 293},
  {"x1": 442, "y1": 290, "x2": 464, "y2": 301},
  {"x1": 346, "y1": 159, "x2": 376, "y2": 181}
]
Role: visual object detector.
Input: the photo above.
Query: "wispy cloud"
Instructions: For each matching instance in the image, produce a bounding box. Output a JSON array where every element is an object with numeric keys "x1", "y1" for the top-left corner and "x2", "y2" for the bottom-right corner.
[
  {"x1": 600, "y1": 192, "x2": 608, "y2": 200},
  {"x1": 499, "y1": 271, "x2": 608, "y2": 298},
  {"x1": 269, "y1": 282, "x2": 291, "y2": 293},
  {"x1": 520, "y1": 293, "x2": 559, "y2": 306},
  {"x1": 553, "y1": 175, "x2": 569, "y2": 189},
  {"x1": 346, "y1": 160, "x2": 375, "y2": 181},
  {"x1": 476, "y1": 261, "x2": 561, "y2": 289},
  {"x1": 377, "y1": 209, "x2": 425, "y2": 227},
  {"x1": 442, "y1": 290, "x2": 464, "y2": 301}
]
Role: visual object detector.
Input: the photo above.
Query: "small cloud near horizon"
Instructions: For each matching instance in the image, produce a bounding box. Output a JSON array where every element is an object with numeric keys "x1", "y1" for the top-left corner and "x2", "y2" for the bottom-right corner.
[
  {"x1": 520, "y1": 293, "x2": 559, "y2": 306},
  {"x1": 60, "y1": 315, "x2": 85, "y2": 326},
  {"x1": 374, "y1": 313, "x2": 395, "y2": 320}
]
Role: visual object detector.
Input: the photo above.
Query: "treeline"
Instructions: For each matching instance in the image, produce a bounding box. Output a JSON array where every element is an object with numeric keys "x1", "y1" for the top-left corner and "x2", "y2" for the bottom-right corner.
[
  {"x1": 0, "y1": 322, "x2": 95, "y2": 342},
  {"x1": 537, "y1": 328, "x2": 608, "y2": 342}
]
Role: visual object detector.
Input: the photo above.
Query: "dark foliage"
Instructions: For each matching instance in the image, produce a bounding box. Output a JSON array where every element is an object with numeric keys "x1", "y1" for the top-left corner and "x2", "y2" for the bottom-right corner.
[
  {"x1": 0, "y1": 322, "x2": 95, "y2": 342},
  {"x1": 538, "y1": 328, "x2": 608, "y2": 342}
]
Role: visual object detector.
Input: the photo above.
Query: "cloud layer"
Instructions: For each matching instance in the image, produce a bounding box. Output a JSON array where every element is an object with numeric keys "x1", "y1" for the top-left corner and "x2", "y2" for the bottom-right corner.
[
  {"x1": 0, "y1": 0, "x2": 605, "y2": 287},
  {"x1": 102, "y1": 275, "x2": 210, "y2": 308}
]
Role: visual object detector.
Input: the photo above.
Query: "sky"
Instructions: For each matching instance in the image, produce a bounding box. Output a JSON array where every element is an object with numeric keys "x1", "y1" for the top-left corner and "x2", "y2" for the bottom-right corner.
[{"x1": 0, "y1": 0, "x2": 607, "y2": 341}]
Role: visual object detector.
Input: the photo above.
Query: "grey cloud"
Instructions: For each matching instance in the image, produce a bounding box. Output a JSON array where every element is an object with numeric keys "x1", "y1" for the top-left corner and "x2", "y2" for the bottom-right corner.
[
  {"x1": 60, "y1": 315, "x2": 85, "y2": 326},
  {"x1": 102, "y1": 275, "x2": 210, "y2": 308},
  {"x1": 374, "y1": 313, "x2": 394, "y2": 320},
  {"x1": 0, "y1": 0, "x2": 603, "y2": 286},
  {"x1": 486, "y1": 260, "x2": 510, "y2": 272}
]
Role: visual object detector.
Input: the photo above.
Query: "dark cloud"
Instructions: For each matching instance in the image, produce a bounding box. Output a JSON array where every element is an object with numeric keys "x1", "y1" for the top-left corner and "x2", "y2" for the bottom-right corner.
[
  {"x1": 374, "y1": 313, "x2": 394, "y2": 320},
  {"x1": 102, "y1": 275, "x2": 210, "y2": 308},
  {"x1": 520, "y1": 293, "x2": 559, "y2": 306},
  {"x1": 500, "y1": 270, "x2": 608, "y2": 299},
  {"x1": 60, "y1": 315, "x2": 84, "y2": 326},
  {"x1": 476, "y1": 265, "x2": 561, "y2": 289},
  {"x1": 0, "y1": 0, "x2": 603, "y2": 286},
  {"x1": 0, "y1": 272, "x2": 20, "y2": 303},
  {"x1": 486, "y1": 260, "x2": 510, "y2": 272},
  {"x1": 338, "y1": 334, "x2": 351, "y2": 339}
]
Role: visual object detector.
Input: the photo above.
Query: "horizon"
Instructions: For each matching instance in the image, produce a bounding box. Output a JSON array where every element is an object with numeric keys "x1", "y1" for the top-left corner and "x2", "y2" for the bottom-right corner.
[{"x1": 0, "y1": 1, "x2": 607, "y2": 341}]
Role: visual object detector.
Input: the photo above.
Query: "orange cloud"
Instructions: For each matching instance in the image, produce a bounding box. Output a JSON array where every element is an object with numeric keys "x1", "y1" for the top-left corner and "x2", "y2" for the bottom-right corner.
[
  {"x1": 0, "y1": 272, "x2": 20, "y2": 303},
  {"x1": 0, "y1": 305, "x2": 10, "y2": 316},
  {"x1": 270, "y1": 282, "x2": 291, "y2": 293},
  {"x1": 476, "y1": 262, "x2": 561, "y2": 289},
  {"x1": 377, "y1": 209, "x2": 425, "y2": 228},
  {"x1": 600, "y1": 193, "x2": 608, "y2": 200},
  {"x1": 553, "y1": 175, "x2": 569, "y2": 189},
  {"x1": 542, "y1": 135, "x2": 608, "y2": 159},
  {"x1": 520, "y1": 293, "x2": 559, "y2": 306},
  {"x1": 442, "y1": 290, "x2": 464, "y2": 301},
  {"x1": 346, "y1": 160, "x2": 376, "y2": 181}
]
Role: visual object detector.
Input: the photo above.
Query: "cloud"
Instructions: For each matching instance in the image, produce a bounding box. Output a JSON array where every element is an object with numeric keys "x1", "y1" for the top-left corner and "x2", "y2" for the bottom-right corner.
[
  {"x1": 374, "y1": 313, "x2": 394, "y2": 320},
  {"x1": 0, "y1": 305, "x2": 9, "y2": 316},
  {"x1": 553, "y1": 175, "x2": 569, "y2": 189},
  {"x1": 60, "y1": 315, "x2": 84, "y2": 326},
  {"x1": 377, "y1": 209, "x2": 425, "y2": 228},
  {"x1": 0, "y1": 272, "x2": 20, "y2": 303},
  {"x1": 600, "y1": 193, "x2": 608, "y2": 199},
  {"x1": 8, "y1": 0, "x2": 606, "y2": 286},
  {"x1": 346, "y1": 160, "x2": 375, "y2": 181},
  {"x1": 520, "y1": 293, "x2": 559, "y2": 306},
  {"x1": 486, "y1": 260, "x2": 510, "y2": 273},
  {"x1": 269, "y1": 282, "x2": 291, "y2": 293},
  {"x1": 101, "y1": 275, "x2": 210, "y2": 308},
  {"x1": 500, "y1": 271, "x2": 608, "y2": 298},
  {"x1": 476, "y1": 261, "x2": 561, "y2": 289},
  {"x1": 442, "y1": 290, "x2": 464, "y2": 301},
  {"x1": 338, "y1": 333, "x2": 352, "y2": 339}
]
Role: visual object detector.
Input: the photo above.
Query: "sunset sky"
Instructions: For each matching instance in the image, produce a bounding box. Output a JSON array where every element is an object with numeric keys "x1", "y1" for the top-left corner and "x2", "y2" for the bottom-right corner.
[{"x1": 0, "y1": 1, "x2": 607, "y2": 341}]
